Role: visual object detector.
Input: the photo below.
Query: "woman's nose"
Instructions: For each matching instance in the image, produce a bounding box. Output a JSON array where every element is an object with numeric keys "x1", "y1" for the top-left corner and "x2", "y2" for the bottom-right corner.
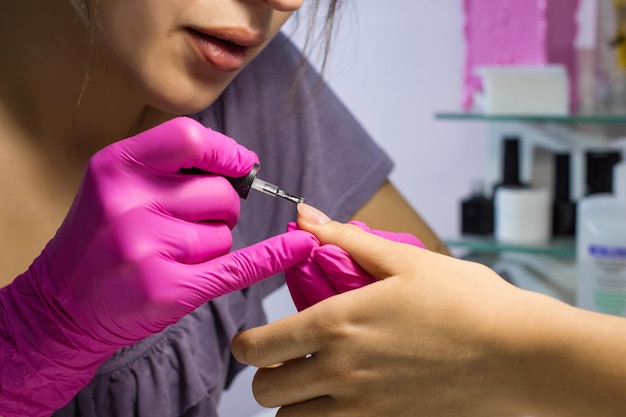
[{"x1": 265, "y1": 0, "x2": 304, "y2": 12}]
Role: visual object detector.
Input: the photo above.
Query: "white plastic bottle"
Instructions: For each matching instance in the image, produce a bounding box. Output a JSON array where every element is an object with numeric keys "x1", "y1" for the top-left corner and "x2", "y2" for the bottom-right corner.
[{"x1": 576, "y1": 157, "x2": 626, "y2": 315}]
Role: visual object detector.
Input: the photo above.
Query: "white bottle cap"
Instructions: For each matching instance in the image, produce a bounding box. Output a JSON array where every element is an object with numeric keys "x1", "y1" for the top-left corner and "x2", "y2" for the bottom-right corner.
[{"x1": 494, "y1": 187, "x2": 551, "y2": 244}]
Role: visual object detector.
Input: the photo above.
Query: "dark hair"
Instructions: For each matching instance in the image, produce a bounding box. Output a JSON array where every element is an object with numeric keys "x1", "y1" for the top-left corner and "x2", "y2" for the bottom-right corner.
[{"x1": 297, "y1": 0, "x2": 341, "y2": 73}]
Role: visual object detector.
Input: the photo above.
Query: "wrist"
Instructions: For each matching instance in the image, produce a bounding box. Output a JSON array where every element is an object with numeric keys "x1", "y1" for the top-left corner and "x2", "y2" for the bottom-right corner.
[
  {"x1": 457, "y1": 287, "x2": 570, "y2": 415},
  {"x1": 495, "y1": 291, "x2": 570, "y2": 415},
  {"x1": 498, "y1": 291, "x2": 626, "y2": 417},
  {"x1": 0, "y1": 271, "x2": 113, "y2": 417}
]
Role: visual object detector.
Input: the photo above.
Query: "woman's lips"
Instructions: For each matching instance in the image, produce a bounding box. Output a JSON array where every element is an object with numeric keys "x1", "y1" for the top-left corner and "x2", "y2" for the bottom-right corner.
[{"x1": 186, "y1": 28, "x2": 260, "y2": 72}]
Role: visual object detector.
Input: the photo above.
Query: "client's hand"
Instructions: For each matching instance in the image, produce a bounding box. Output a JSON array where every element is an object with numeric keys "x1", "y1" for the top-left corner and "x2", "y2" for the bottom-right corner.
[{"x1": 232, "y1": 204, "x2": 583, "y2": 417}]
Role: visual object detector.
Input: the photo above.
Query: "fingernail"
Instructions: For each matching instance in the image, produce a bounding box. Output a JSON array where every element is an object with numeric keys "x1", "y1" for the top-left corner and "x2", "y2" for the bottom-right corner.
[{"x1": 297, "y1": 203, "x2": 331, "y2": 225}]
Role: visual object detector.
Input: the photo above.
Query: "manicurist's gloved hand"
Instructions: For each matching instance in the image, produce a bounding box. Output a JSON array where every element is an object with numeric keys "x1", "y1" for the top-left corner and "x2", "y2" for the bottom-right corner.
[
  {"x1": 285, "y1": 204, "x2": 425, "y2": 311},
  {"x1": 0, "y1": 117, "x2": 317, "y2": 417}
]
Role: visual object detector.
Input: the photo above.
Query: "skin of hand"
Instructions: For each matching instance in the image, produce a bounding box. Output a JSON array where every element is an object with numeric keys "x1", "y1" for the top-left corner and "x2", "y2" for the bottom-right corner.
[{"x1": 232, "y1": 205, "x2": 626, "y2": 417}]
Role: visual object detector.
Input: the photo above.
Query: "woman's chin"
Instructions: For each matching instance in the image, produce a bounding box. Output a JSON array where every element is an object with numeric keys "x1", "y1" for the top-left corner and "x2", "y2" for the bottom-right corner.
[{"x1": 151, "y1": 96, "x2": 216, "y2": 117}]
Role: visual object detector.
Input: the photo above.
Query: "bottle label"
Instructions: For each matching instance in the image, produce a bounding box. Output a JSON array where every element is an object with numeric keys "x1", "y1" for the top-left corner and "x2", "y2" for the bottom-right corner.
[
  {"x1": 577, "y1": 244, "x2": 626, "y2": 316},
  {"x1": 589, "y1": 245, "x2": 626, "y2": 259}
]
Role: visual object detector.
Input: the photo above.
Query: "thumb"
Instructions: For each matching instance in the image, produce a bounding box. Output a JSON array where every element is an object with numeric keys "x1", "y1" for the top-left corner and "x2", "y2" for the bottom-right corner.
[
  {"x1": 187, "y1": 229, "x2": 318, "y2": 302},
  {"x1": 295, "y1": 204, "x2": 415, "y2": 279}
]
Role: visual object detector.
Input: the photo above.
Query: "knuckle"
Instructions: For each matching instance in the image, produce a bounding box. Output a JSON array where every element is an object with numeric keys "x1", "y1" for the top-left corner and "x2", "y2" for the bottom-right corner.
[
  {"x1": 177, "y1": 119, "x2": 206, "y2": 153},
  {"x1": 217, "y1": 251, "x2": 256, "y2": 288},
  {"x1": 86, "y1": 145, "x2": 120, "y2": 177},
  {"x1": 172, "y1": 115, "x2": 201, "y2": 132}
]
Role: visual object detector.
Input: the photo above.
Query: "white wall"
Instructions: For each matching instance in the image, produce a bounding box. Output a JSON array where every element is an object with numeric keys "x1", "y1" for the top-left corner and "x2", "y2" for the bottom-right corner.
[
  {"x1": 304, "y1": 1, "x2": 488, "y2": 241},
  {"x1": 219, "y1": 2, "x2": 486, "y2": 416}
]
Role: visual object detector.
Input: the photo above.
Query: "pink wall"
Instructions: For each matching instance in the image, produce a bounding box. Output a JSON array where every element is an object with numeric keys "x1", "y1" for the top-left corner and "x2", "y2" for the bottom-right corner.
[{"x1": 463, "y1": 0, "x2": 580, "y2": 110}]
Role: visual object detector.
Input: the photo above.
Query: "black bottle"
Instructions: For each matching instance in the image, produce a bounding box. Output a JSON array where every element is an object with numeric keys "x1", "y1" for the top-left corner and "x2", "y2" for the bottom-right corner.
[
  {"x1": 461, "y1": 181, "x2": 494, "y2": 235},
  {"x1": 493, "y1": 135, "x2": 527, "y2": 193},
  {"x1": 551, "y1": 152, "x2": 576, "y2": 237},
  {"x1": 585, "y1": 150, "x2": 622, "y2": 195}
]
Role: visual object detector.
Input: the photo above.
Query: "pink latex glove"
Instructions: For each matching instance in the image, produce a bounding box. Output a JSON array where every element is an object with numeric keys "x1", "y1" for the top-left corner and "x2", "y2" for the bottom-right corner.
[
  {"x1": 0, "y1": 117, "x2": 317, "y2": 417},
  {"x1": 286, "y1": 220, "x2": 425, "y2": 311}
]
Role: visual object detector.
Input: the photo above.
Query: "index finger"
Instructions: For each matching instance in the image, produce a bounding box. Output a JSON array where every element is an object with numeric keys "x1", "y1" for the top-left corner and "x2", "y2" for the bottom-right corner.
[{"x1": 185, "y1": 230, "x2": 318, "y2": 302}]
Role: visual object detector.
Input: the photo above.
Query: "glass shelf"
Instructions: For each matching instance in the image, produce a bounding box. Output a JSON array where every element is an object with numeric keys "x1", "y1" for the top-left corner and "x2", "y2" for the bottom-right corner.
[
  {"x1": 435, "y1": 111, "x2": 626, "y2": 124},
  {"x1": 444, "y1": 236, "x2": 576, "y2": 258}
]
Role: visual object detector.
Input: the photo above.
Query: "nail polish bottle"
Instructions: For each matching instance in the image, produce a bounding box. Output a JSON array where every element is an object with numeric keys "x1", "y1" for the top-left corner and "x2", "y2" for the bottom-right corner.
[
  {"x1": 551, "y1": 152, "x2": 576, "y2": 237},
  {"x1": 585, "y1": 150, "x2": 622, "y2": 195},
  {"x1": 461, "y1": 181, "x2": 493, "y2": 235},
  {"x1": 492, "y1": 136, "x2": 526, "y2": 194},
  {"x1": 493, "y1": 136, "x2": 551, "y2": 244}
]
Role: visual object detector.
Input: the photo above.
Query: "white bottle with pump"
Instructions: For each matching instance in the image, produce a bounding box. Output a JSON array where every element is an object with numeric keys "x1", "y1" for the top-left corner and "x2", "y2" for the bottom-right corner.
[{"x1": 576, "y1": 150, "x2": 626, "y2": 316}]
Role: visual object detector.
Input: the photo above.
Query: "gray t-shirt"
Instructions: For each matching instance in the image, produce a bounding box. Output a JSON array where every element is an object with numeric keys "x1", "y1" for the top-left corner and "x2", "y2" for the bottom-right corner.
[{"x1": 54, "y1": 32, "x2": 393, "y2": 417}]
